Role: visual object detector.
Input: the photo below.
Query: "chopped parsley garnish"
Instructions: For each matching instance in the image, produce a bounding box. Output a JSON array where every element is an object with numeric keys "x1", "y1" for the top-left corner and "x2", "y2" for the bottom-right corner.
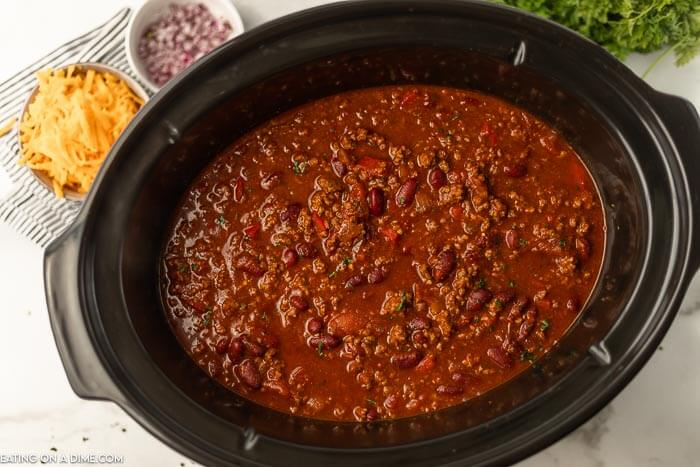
[
  {"x1": 366, "y1": 399, "x2": 377, "y2": 406},
  {"x1": 329, "y1": 257, "x2": 352, "y2": 279},
  {"x1": 508, "y1": 280, "x2": 516, "y2": 288},
  {"x1": 518, "y1": 237, "x2": 528, "y2": 247},
  {"x1": 178, "y1": 263, "x2": 189, "y2": 273},
  {"x1": 494, "y1": 299, "x2": 504, "y2": 309},
  {"x1": 328, "y1": 270, "x2": 337, "y2": 279},
  {"x1": 395, "y1": 291, "x2": 410, "y2": 312},
  {"x1": 292, "y1": 160, "x2": 307, "y2": 175},
  {"x1": 520, "y1": 350, "x2": 536, "y2": 363},
  {"x1": 202, "y1": 307, "x2": 213, "y2": 326},
  {"x1": 342, "y1": 257, "x2": 352, "y2": 267},
  {"x1": 190, "y1": 263, "x2": 199, "y2": 271},
  {"x1": 216, "y1": 215, "x2": 227, "y2": 226},
  {"x1": 559, "y1": 238, "x2": 567, "y2": 247},
  {"x1": 317, "y1": 342, "x2": 325, "y2": 356},
  {"x1": 539, "y1": 319, "x2": 551, "y2": 332},
  {"x1": 477, "y1": 277, "x2": 486, "y2": 289}
]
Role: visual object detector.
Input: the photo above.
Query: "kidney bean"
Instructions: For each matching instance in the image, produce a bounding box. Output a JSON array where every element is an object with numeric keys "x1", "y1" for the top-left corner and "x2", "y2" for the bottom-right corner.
[
  {"x1": 215, "y1": 337, "x2": 230, "y2": 355},
  {"x1": 306, "y1": 317, "x2": 324, "y2": 334},
  {"x1": 260, "y1": 172, "x2": 281, "y2": 190},
  {"x1": 281, "y1": 248, "x2": 298, "y2": 267},
  {"x1": 427, "y1": 168, "x2": 447, "y2": 190},
  {"x1": 407, "y1": 316, "x2": 429, "y2": 331},
  {"x1": 503, "y1": 163, "x2": 527, "y2": 178},
  {"x1": 309, "y1": 333, "x2": 341, "y2": 349},
  {"x1": 466, "y1": 289, "x2": 492, "y2": 312},
  {"x1": 235, "y1": 253, "x2": 265, "y2": 277},
  {"x1": 367, "y1": 267, "x2": 386, "y2": 284},
  {"x1": 486, "y1": 347, "x2": 512, "y2": 369},
  {"x1": 436, "y1": 385, "x2": 463, "y2": 395},
  {"x1": 505, "y1": 229, "x2": 518, "y2": 249},
  {"x1": 242, "y1": 336, "x2": 266, "y2": 357},
  {"x1": 395, "y1": 178, "x2": 418, "y2": 207},
  {"x1": 368, "y1": 187, "x2": 385, "y2": 216},
  {"x1": 331, "y1": 157, "x2": 347, "y2": 177},
  {"x1": 567, "y1": 296, "x2": 580, "y2": 313},
  {"x1": 575, "y1": 238, "x2": 590, "y2": 260},
  {"x1": 411, "y1": 330, "x2": 428, "y2": 345},
  {"x1": 493, "y1": 290, "x2": 515, "y2": 305},
  {"x1": 280, "y1": 203, "x2": 301, "y2": 224},
  {"x1": 228, "y1": 338, "x2": 243, "y2": 361},
  {"x1": 390, "y1": 350, "x2": 423, "y2": 369},
  {"x1": 295, "y1": 242, "x2": 318, "y2": 258},
  {"x1": 237, "y1": 359, "x2": 262, "y2": 389},
  {"x1": 366, "y1": 407, "x2": 378, "y2": 421},
  {"x1": 345, "y1": 275, "x2": 364, "y2": 289},
  {"x1": 431, "y1": 249, "x2": 456, "y2": 282},
  {"x1": 290, "y1": 294, "x2": 309, "y2": 311},
  {"x1": 233, "y1": 178, "x2": 245, "y2": 203},
  {"x1": 243, "y1": 222, "x2": 260, "y2": 239},
  {"x1": 507, "y1": 297, "x2": 529, "y2": 321},
  {"x1": 517, "y1": 306, "x2": 537, "y2": 341}
]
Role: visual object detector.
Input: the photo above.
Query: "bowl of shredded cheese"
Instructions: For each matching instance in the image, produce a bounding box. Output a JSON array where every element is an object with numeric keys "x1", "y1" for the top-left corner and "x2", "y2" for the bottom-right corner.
[{"x1": 18, "y1": 63, "x2": 148, "y2": 200}]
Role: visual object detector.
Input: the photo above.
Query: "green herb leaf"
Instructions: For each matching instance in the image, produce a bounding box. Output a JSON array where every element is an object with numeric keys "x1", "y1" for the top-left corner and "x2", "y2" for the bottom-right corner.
[
  {"x1": 477, "y1": 277, "x2": 486, "y2": 289},
  {"x1": 328, "y1": 270, "x2": 337, "y2": 278},
  {"x1": 539, "y1": 319, "x2": 551, "y2": 332},
  {"x1": 559, "y1": 238, "x2": 567, "y2": 247},
  {"x1": 317, "y1": 342, "x2": 325, "y2": 356},
  {"x1": 216, "y1": 215, "x2": 227, "y2": 226},
  {"x1": 395, "y1": 291, "x2": 410, "y2": 312},
  {"x1": 202, "y1": 307, "x2": 213, "y2": 326},
  {"x1": 366, "y1": 398, "x2": 377, "y2": 406},
  {"x1": 495, "y1": 0, "x2": 700, "y2": 67},
  {"x1": 292, "y1": 160, "x2": 307, "y2": 175},
  {"x1": 520, "y1": 350, "x2": 536, "y2": 363},
  {"x1": 518, "y1": 237, "x2": 528, "y2": 247}
]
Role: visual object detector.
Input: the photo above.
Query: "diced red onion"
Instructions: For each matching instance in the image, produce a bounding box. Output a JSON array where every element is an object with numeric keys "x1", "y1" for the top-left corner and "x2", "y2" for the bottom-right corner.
[{"x1": 138, "y1": 3, "x2": 233, "y2": 86}]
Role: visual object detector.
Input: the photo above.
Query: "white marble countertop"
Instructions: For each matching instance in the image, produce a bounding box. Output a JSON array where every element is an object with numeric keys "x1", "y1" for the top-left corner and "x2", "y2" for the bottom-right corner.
[{"x1": 0, "y1": 1, "x2": 698, "y2": 465}]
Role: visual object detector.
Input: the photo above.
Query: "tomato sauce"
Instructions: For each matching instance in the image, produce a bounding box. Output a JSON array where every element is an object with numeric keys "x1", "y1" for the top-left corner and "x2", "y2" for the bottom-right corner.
[{"x1": 161, "y1": 85, "x2": 605, "y2": 421}]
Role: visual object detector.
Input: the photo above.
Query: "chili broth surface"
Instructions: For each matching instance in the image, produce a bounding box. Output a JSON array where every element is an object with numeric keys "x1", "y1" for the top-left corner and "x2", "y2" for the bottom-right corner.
[{"x1": 161, "y1": 85, "x2": 605, "y2": 421}]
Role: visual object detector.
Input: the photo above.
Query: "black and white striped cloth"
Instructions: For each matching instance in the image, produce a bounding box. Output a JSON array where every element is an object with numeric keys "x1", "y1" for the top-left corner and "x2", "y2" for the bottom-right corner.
[{"x1": 0, "y1": 9, "x2": 151, "y2": 247}]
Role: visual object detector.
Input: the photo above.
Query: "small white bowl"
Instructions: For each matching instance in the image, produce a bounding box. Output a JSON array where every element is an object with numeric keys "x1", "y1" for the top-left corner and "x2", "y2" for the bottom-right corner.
[{"x1": 125, "y1": 0, "x2": 245, "y2": 93}]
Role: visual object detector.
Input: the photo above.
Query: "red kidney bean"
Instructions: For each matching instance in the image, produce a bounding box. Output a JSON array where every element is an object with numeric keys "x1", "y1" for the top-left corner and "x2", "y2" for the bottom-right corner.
[
  {"x1": 366, "y1": 407, "x2": 378, "y2": 421},
  {"x1": 290, "y1": 294, "x2": 309, "y2": 311},
  {"x1": 235, "y1": 254, "x2": 265, "y2": 277},
  {"x1": 407, "y1": 316, "x2": 429, "y2": 331},
  {"x1": 505, "y1": 229, "x2": 518, "y2": 249},
  {"x1": 466, "y1": 289, "x2": 492, "y2": 311},
  {"x1": 281, "y1": 248, "x2": 298, "y2": 267},
  {"x1": 237, "y1": 359, "x2": 262, "y2": 389},
  {"x1": 390, "y1": 350, "x2": 423, "y2": 369},
  {"x1": 260, "y1": 172, "x2": 281, "y2": 190},
  {"x1": 309, "y1": 333, "x2": 342, "y2": 349},
  {"x1": 507, "y1": 297, "x2": 529, "y2": 321},
  {"x1": 436, "y1": 385, "x2": 463, "y2": 395},
  {"x1": 411, "y1": 330, "x2": 428, "y2": 345},
  {"x1": 215, "y1": 337, "x2": 230, "y2": 355},
  {"x1": 367, "y1": 267, "x2": 386, "y2": 284},
  {"x1": 567, "y1": 296, "x2": 580, "y2": 313},
  {"x1": 295, "y1": 242, "x2": 318, "y2": 258},
  {"x1": 427, "y1": 168, "x2": 447, "y2": 190},
  {"x1": 493, "y1": 290, "x2": 515, "y2": 305},
  {"x1": 368, "y1": 187, "x2": 385, "y2": 216},
  {"x1": 306, "y1": 317, "x2": 323, "y2": 334},
  {"x1": 503, "y1": 163, "x2": 527, "y2": 178},
  {"x1": 345, "y1": 275, "x2": 364, "y2": 289},
  {"x1": 331, "y1": 157, "x2": 347, "y2": 177},
  {"x1": 228, "y1": 338, "x2": 243, "y2": 361},
  {"x1": 518, "y1": 306, "x2": 537, "y2": 341},
  {"x1": 327, "y1": 312, "x2": 365, "y2": 337},
  {"x1": 575, "y1": 238, "x2": 590, "y2": 260},
  {"x1": 431, "y1": 249, "x2": 456, "y2": 282},
  {"x1": 395, "y1": 178, "x2": 418, "y2": 207},
  {"x1": 242, "y1": 336, "x2": 266, "y2": 357},
  {"x1": 486, "y1": 347, "x2": 512, "y2": 369},
  {"x1": 280, "y1": 203, "x2": 301, "y2": 224},
  {"x1": 243, "y1": 222, "x2": 260, "y2": 239}
]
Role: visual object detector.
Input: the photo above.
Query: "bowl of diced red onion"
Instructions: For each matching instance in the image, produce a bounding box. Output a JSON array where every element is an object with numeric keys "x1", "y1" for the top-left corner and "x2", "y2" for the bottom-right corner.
[{"x1": 126, "y1": 0, "x2": 244, "y2": 92}]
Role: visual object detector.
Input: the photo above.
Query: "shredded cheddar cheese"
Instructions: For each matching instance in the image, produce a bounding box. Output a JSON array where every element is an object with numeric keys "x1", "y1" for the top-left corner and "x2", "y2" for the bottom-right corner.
[
  {"x1": 19, "y1": 66, "x2": 143, "y2": 198},
  {"x1": 0, "y1": 117, "x2": 16, "y2": 137}
]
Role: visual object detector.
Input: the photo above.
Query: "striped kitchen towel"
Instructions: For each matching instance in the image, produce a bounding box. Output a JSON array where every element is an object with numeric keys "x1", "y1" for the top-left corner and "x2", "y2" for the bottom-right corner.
[{"x1": 0, "y1": 8, "x2": 152, "y2": 247}]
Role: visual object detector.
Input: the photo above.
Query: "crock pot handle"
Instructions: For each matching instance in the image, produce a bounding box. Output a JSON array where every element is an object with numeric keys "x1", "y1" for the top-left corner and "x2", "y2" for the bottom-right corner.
[
  {"x1": 653, "y1": 93, "x2": 700, "y2": 272},
  {"x1": 44, "y1": 223, "x2": 123, "y2": 402}
]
